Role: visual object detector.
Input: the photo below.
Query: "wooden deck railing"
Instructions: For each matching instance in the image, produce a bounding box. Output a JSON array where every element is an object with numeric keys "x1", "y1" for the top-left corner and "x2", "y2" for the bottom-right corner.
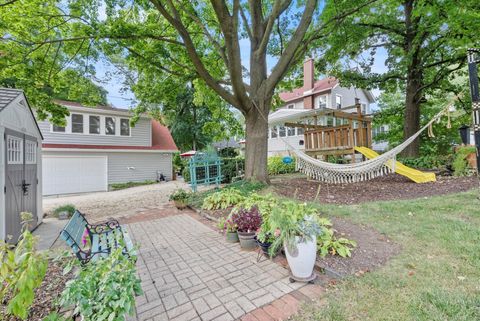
[{"x1": 304, "y1": 124, "x2": 371, "y2": 153}]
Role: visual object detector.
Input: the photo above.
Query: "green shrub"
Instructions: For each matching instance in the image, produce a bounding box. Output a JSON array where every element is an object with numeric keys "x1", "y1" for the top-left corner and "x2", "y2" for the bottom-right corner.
[
  {"x1": 202, "y1": 188, "x2": 245, "y2": 210},
  {"x1": 0, "y1": 212, "x2": 48, "y2": 320},
  {"x1": 182, "y1": 166, "x2": 191, "y2": 183},
  {"x1": 53, "y1": 204, "x2": 76, "y2": 218},
  {"x1": 169, "y1": 189, "x2": 190, "y2": 202},
  {"x1": 267, "y1": 156, "x2": 296, "y2": 175},
  {"x1": 110, "y1": 180, "x2": 156, "y2": 191},
  {"x1": 453, "y1": 146, "x2": 477, "y2": 176},
  {"x1": 222, "y1": 157, "x2": 244, "y2": 183},
  {"x1": 60, "y1": 248, "x2": 142, "y2": 321},
  {"x1": 398, "y1": 155, "x2": 451, "y2": 170}
]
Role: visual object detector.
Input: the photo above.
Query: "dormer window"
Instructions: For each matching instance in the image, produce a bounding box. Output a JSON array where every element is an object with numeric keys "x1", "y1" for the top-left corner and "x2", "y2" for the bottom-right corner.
[
  {"x1": 336, "y1": 95, "x2": 342, "y2": 109},
  {"x1": 89, "y1": 116, "x2": 101, "y2": 134},
  {"x1": 71, "y1": 114, "x2": 84, "y2": 133},
  {"x1": 317, "y1": 96, "x2": 327, "y2": 109},
  {"x1": 120, "y1": 118, "x2": 130, "y2": 136},
  {"x1": 105, "y1": 117, "x2": 116, "y2": 135}
]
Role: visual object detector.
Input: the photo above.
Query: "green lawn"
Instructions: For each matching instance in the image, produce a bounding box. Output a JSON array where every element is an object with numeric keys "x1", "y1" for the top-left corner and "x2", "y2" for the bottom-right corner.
[{"x1": 296, "y1": 190, "x2": 480, "y2": 321}]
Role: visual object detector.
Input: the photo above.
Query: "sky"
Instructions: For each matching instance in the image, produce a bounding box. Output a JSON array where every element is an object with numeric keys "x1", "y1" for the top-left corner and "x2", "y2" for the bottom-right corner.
[
  {"x1": 95, "y1": 4, "x2": 389, "y2": 110},
  {"x1": 99, "y1": 46, "x2": 389, "y2": 109}
]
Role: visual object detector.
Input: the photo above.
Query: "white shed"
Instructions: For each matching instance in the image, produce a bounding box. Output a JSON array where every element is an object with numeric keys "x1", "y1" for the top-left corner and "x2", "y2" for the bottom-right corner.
[{"x1": 0, "y1": 88, "x2": 43, "y2": 243}]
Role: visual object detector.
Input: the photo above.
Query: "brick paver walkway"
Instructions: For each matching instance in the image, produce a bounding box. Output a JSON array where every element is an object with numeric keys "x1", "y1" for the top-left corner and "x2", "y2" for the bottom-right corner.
[{"x1": 126, "y1": 214, "x2": 321, "y2": 321}]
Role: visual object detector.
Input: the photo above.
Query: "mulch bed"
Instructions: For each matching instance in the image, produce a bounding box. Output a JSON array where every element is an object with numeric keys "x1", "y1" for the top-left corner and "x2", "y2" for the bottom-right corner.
[
  {"x1": 1, "y1": 259, "x2": 73, "y2": 321},
  {"x1": 272, "y1": 174, "x2": 478, "y2": 205},
  {"x1": 317, "y1": 217, "x2": 401, "y2": 277}
]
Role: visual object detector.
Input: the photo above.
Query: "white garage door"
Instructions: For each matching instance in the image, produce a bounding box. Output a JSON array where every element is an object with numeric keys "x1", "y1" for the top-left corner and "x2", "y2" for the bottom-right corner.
[{"x1": 43, "y1": 156, "x2": 107, "y2": 195}]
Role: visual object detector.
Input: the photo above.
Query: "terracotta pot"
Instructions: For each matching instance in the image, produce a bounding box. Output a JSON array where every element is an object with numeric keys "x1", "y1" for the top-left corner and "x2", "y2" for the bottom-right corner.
[
  {"x1": 237, "y1": 231, "x2": 257, "y2": 250},
  {"x1": 466, "y1": 152, "x2": 477, "y2": 169},
  {"x1": 174, "y1": 200, "x2": 187, "y2": 209},
  {"x1": 226, "y1": 231, "x2": 239, "y2": 243}
]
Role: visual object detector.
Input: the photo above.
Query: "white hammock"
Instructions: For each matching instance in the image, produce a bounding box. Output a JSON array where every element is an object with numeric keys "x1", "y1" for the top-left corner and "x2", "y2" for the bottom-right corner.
[{"x1": 286, "y1": 107, "x2": 448, "y2": 184}]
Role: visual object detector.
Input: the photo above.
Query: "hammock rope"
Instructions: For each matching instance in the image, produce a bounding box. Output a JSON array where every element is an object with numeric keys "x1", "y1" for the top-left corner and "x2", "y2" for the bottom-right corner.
[{"x1": 255, "y1": 99, "x2": 453, "y2": 184}]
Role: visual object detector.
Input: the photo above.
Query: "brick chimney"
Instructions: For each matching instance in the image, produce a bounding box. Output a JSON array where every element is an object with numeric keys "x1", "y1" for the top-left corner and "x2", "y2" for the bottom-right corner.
[{"x1": 303, "y1": 58, "x2": 314, "y2": 109}]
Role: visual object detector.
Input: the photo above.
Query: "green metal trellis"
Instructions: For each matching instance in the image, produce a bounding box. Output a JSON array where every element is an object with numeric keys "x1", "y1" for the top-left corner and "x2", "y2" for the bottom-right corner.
[{"x1": 188, "y1": 152, "x2": 222, "y2": 192}]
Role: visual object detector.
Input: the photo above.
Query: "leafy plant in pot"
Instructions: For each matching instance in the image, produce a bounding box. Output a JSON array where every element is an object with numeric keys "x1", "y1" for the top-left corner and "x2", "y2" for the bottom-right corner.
[
  {"x1": 268, "y1": 201, "x2": 322, "y2": 281},
  {"x1": 231, "y1": 206, "x2": 262, "y2": 250},
  {"x1": 217, "y1": 216, "x2": 239, "y2": 243},
  {"x1": 169, "y1": 189, "x2": 189, "y2": 209}
]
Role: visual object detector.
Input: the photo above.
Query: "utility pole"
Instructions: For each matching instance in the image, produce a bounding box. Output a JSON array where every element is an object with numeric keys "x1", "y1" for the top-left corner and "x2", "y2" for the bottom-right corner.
[{"x1": 467, "y1": 48, "x2": 480, "y2": 174}]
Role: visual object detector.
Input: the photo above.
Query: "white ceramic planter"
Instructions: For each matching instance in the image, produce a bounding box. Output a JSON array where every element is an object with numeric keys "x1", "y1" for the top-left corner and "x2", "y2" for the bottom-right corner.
[{"x1": 284, "y1": 236, "x2": 317, "y2": 279}]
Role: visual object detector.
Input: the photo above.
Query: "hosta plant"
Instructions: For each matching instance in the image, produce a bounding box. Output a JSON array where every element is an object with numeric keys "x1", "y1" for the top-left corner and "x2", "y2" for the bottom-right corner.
[
  {"x1": 60, "y1": 247, "x2": 142, "y2": 321},
  {"x1": 202, "y1": 188, "x2": 245, "y2": 210},
  {"x1": 317, "y1": 228, "x2": 357, "y2": 258},
  {"x1": 0, "y1": 212, "x2": 48, "y2": 320}
]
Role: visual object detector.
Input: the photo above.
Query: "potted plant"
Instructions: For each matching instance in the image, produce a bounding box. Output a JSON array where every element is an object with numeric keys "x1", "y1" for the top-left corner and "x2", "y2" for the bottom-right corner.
[
  {"x1": 217, "y1": 216, "x2": 239, "y2": 243},
  {"x1": 255, "y1": 229, "x2": 276, "y2": 256},
  {"x1": 268, "y1": 201, "x2": 322, "y2": 280},
  {"x1": 169, "y1": 189, "x2": 189, "y2": 209},
  {"x1": 231, "y1": 206, "x2": 262, "y2": 250}
]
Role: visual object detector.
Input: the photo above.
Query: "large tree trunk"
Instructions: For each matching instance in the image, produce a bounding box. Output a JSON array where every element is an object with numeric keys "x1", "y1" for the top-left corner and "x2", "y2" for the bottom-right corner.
[
  {"x1": 402, "y1": 75, "x2": 422, "y2": 157},
  {"x1": 244, "y1": 102, "x2": 270, "y2": 183},
  {"x1": 402, "y1": 0, "x2": 422, "y2": 157}
]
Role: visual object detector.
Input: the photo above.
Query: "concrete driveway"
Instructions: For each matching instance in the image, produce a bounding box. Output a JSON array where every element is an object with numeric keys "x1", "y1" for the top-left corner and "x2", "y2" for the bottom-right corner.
[{"x1": 43, "y1": 180, "x2": 190, "y2": 221}]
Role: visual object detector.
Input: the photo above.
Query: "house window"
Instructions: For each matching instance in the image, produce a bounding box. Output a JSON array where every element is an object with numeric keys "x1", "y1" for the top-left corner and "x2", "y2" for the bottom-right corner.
[
  {"x1": 336, "y1": 95, "x2": 342, "y2": 109},
  {"x1": 25, "y1": 141, "x2": 37, "y2": 164},
  {"x1": 270, "y1": 127, "x2": 278, "y2": 138},
  {"x1": 297, "y1": 127, "x2": 304, "y2": 135},
  {"x1": 318, "y1": 96, "x2": 327, "y2": 109},
  {"x1": 7, "y1": 136, "x2": 23, "y2": 164},
  {"x1": 71, "y1": 114, "x2": 84, "y2": 133},
  {"x1": 361, "y1": 103, "x2": 367, "y2": 114},
  {"x1": 287, "y1": 104, "x2": 294, "y2": 109},
  {"x1": 52, "y1": 124, "x2": 65, "y2": 132},
  {"x1": 105, "y1": 117, "x2": 116, "y2": 135},
  {"x1": 287, "y1": 127, "x2": 295, "y2": 136},
  {"x1": 120, "y1": 118, "x2": 130, "y2": 136},
  {"x1": 279, "y1": 126, "x2": 286, "y2": 137},
  {"x1": 89, "y1": 115, "x2": 101, "y2": 134},
  {"x1": 327, "y1": 117, "x2": 334, "y2": 127}
]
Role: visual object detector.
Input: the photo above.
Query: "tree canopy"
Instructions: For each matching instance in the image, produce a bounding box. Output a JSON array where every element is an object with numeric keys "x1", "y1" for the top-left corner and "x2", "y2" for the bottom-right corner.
[{"x1": 321, "y1": 0, "x2": 479, "y2": 156}]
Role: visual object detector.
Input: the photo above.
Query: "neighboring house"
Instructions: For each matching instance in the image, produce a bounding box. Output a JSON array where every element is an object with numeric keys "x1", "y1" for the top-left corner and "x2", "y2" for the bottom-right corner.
[
  {"x1": 372, "y1": 124, "x2": 390, "y2": 152},
  {"x1": 0, "y1": 88, "x2": 43, "y2": 243},
  {"x1": 37, "y1": 100, "x2": 178, "y2": 196},
  {"x1": 268, "y1": 59, "x2": 375, "y2": 156}
]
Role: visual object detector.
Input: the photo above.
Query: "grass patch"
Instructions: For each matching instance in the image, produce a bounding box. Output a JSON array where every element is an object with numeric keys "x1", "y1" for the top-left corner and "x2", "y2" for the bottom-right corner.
[
  {"x1": 187, "y1": 180, "x2": 267, "y2": 208},
  {"x1": 52, "y1": 204, "x2": 76, "y2": 218},
  {"x1": 109, "y1": 180, "x2": 157, "y2": 191},
  {"x1": 295, "y1": 190, "x2": 480, "y2": 321}
]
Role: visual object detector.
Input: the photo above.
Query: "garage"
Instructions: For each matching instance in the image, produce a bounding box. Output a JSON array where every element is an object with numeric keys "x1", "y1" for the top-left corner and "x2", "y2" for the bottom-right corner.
[
  {"x1": 0, "y1": 88, "x2": 43, "y2": 243},
  {"x1": 43, "y1": 155, "x2": 107, "y2": 195}
]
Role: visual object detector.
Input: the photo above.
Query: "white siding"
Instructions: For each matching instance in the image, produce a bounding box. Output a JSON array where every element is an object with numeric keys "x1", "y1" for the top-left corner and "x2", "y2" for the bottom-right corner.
[
  {"x1": 37, "y1": 116, "x2": 152, "y2": 147},
  {"x1": 108, "y1": 152, "x2": 173, "y2": 183},
  {"x1": 42, "y1": 150, "x2": 173, "y2": 192},
  {"x1": 330, "y1": 86, "x2": 371, "y2": 112}
]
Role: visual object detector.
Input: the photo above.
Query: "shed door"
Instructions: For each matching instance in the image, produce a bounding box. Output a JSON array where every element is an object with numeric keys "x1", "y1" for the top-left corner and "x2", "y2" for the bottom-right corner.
[
  {"x1": 42, "y1": 155, "x2": 107, "y2": 195},
  {"x1": 4, "y1": 130, "x2": 38, "y2": 243}
]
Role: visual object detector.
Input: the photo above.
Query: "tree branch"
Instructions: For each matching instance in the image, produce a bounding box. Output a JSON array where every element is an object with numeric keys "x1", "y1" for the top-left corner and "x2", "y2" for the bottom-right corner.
[
  {"x1": 265, "y1": 0, "x2": 317, "y2": 94},
  {"x1": 256, "y1": 0, "x2": 292, "y2": 56},
  {"x1": 150, "y1": 0, "x2": 240, "y2": 108}
]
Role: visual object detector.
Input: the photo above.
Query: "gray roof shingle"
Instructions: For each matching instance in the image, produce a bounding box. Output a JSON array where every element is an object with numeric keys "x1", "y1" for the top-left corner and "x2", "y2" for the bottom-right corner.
[{"x1": 0, "y1": 88, "x2": 23, "y2": 112}]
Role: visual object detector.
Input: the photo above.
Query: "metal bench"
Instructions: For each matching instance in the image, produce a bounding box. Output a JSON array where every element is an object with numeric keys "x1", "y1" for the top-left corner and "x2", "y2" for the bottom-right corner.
[{"x1": 60, "y1": 210, "x2": 135, "y2": 263}]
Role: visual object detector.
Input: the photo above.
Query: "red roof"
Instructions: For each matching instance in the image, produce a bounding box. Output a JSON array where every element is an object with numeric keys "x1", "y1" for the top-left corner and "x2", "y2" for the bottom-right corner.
[
  {"x1": 279, "y1": 77, "x2": 338, "y2": 103},
  {"x1": 151, "y1": 120, "x2": 178, "y2": 151},
  {"x1": 42, "y1": 120, "x2": 178, "y2": 151}
]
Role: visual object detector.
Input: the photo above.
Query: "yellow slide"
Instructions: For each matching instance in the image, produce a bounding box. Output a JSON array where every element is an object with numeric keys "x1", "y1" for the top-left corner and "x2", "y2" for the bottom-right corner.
[{"x1": 354, "y1": 146, "x2": 436, "y2": 183}]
